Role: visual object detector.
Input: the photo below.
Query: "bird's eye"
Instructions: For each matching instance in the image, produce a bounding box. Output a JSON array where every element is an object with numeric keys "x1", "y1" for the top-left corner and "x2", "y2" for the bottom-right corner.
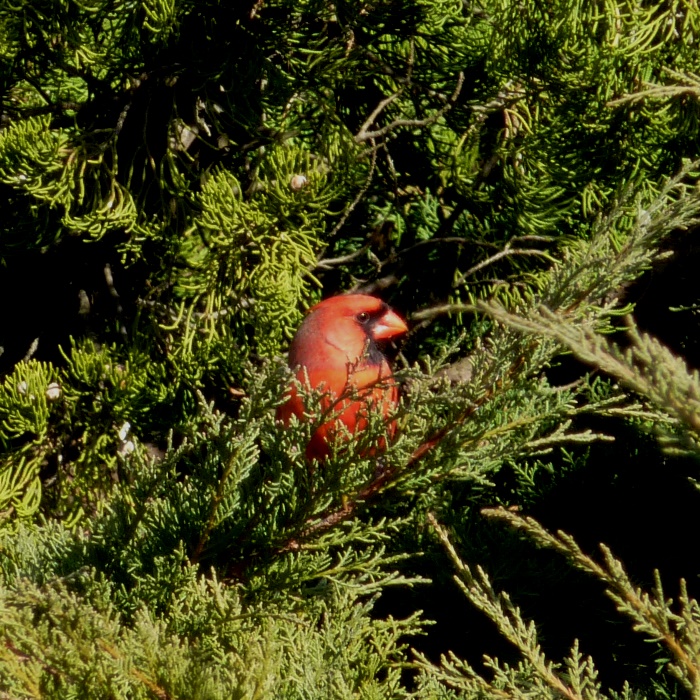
[{"x1": 357, "y1": 311, "x2": 370, "y2": 323}]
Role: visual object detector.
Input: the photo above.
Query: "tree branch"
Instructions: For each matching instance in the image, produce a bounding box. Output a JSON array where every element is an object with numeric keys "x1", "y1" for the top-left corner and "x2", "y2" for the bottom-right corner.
[{"x1": 354, "y1": 72, "x2": 464, "y2": 144}]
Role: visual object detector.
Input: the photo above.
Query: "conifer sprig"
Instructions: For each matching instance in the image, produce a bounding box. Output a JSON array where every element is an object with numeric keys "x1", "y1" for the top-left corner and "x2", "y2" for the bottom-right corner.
[
  {"x1": 483, "y1": 506, "x2": 700, "y2": 698},
  {"x1": 419, "y1": 512, "x2": 618, "y2": 700}
]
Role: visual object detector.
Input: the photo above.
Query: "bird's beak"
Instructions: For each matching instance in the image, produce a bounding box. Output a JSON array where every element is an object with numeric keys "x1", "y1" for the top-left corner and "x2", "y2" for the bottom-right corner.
[{"x1": 372, "y1": 309, "x2": 408, "y2": 340}]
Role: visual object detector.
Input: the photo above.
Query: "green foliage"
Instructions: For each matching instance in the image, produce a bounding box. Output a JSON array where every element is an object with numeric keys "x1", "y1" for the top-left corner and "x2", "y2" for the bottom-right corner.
[
  {"x1": 0, "y1": 361, "x2": 58, "y2": 519},
  {"x1": 418, "y1": 513, "x2": 653, "y2": 700},
  {"x1": 481, "y1": 305, "x2": 700, "y2": 455},
  {"x1": 0, "y1": 562, "x2": 420, "y2": 698},
  {"x1": 0, "y1": 115, "x2": 138, "y2": 244},
  {"x1": 1, "y1": 0, "x2": 700, "y2": 696}
]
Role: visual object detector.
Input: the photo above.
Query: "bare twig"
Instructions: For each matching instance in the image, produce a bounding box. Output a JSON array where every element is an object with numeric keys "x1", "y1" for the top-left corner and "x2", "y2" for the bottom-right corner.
[
  {"x1": 351, "y1": 274, "x2": 399, "y2": 295},
  {"x1": 453, "y1": 249, "x2": 556, "y2": 287},
  {"x1": 608, "y1": 68, "x2": 700, "y2": 107},
  {"x1": 410, "y1": 303, "x2": 477, "y2": 322},
  {"x1": 321, "y1": 139, "x2": 379, "y2": 243},
  {"x1": 362, "y1": 49, "x2": 458, "y2": 102},
  {"x1": 354, "y1": 72, "x2": 464, "y2": 144},
  {"x1": 354, "y1": 94, "x2": 401, "y2": 143},
  {"x1": 315, "y1": 247, "x2": 370, "y2": 270},
  {"x1": 396, "y1": 236, "x2": 472, "y2": 255},
  {"x1": 399, "y1": 234, "x2": 555, "y2": 257},
  {"x1": 22, "y1": 338, "x2": 39, "y2": 362},
  {"x1": 453, "y1": 236, "x2": 558, "y2": 288}
]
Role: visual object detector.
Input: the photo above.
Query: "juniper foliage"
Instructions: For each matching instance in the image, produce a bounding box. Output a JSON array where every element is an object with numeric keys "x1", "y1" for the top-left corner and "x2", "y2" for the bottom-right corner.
[{"x1": 1, "y1": 0, "x2": 700, "y2": 697}]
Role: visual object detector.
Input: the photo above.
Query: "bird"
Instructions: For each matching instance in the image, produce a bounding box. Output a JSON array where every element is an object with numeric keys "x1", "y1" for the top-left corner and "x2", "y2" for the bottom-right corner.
[{"x1": 277, "y1": 294, "x2": 408, "y2": 461}]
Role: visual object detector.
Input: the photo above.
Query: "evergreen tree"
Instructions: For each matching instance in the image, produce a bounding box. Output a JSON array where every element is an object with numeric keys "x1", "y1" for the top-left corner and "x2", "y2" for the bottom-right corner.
[{"x1": 1, "y1": 0, "x2": 700, "y2": 697}]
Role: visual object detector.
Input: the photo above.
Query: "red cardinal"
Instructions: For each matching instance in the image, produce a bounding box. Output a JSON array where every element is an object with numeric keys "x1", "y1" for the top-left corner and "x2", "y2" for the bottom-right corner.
[{"x1": 277, "y1": 294, "x2": 408, "y2": 461}]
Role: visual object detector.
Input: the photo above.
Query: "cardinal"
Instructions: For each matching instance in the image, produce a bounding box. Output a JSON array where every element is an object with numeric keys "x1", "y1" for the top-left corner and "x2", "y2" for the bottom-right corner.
[{"x1": 277, "y1": 294, "x2": 408, "y2": 461}]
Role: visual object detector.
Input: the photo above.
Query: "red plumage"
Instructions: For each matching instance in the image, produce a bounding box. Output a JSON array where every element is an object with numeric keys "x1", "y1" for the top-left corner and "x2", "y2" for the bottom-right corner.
[{"x1": 277, "y1": 294, "x2": 408, "y2": 461}]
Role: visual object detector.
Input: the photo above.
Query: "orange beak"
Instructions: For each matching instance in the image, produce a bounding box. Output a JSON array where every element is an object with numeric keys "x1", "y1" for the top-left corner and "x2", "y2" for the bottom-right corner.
[{"x1": 372, "y1": 308, "x2": 408, "y2": 340}]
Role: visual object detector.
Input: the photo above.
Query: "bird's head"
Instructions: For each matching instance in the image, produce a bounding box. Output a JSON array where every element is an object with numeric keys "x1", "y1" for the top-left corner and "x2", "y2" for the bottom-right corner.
[{"x1": 290, "y1": 295, "x2": 407, "y2": 370}]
